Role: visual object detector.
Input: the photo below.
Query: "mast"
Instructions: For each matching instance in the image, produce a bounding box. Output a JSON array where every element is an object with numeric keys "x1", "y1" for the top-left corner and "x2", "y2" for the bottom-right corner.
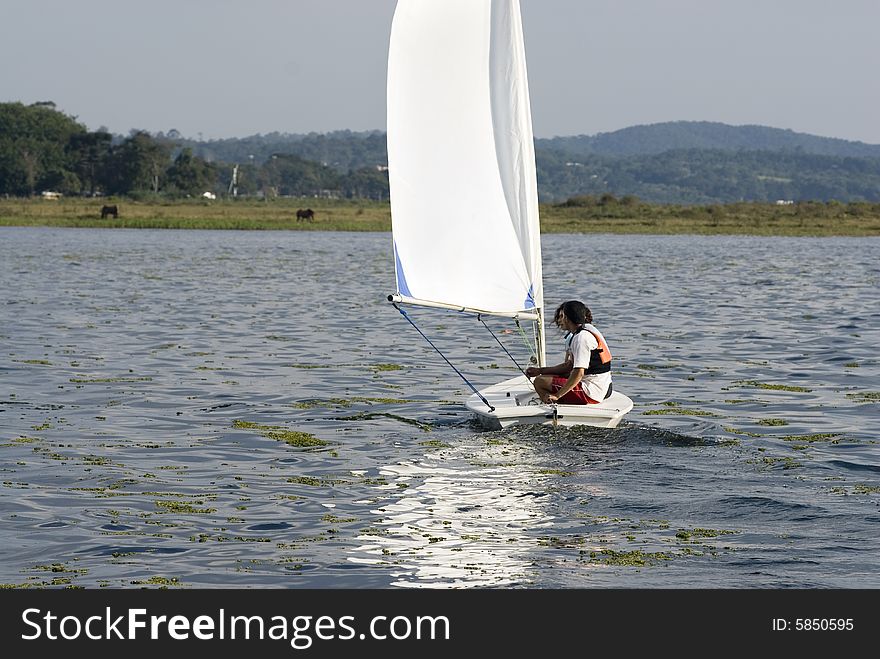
[{"x1": 536, "y1": 307, "x2": 547, "y2": 367}]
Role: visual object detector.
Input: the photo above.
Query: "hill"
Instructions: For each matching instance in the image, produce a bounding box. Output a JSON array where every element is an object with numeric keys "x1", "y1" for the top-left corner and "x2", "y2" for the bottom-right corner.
[
  {"x1": 537, "y1": 121, "x2": 880, "y2": 159},
  {"x1": 180, "y1": 121, "x2": 880, "y2": 203},
  {"x1": 536, "y1": 148, "x2": 880, "y2": 204}
]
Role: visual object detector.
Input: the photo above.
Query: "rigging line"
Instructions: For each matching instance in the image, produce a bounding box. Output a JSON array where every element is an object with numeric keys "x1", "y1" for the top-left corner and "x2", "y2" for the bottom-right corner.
[
  {"x1": 478, "y1": 314, "x2": 529, "y2": 379},
  {"x1": 393, "y1": 303, "x2": 495, "y2": 412},
  {"x1": 514, "y1": 319, "x2": 538, "y2": 364}
]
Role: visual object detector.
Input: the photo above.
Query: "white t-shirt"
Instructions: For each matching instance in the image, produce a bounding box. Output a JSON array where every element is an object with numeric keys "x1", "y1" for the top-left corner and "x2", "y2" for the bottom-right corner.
[{"x1": 570, "y1": 326, "x2": 612, "y2": 401}]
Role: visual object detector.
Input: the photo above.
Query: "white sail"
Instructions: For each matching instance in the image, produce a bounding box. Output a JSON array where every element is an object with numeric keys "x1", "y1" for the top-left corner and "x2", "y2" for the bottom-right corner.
[{"x1": 387, "y1": 0, "x2": 543, "y2": 317}]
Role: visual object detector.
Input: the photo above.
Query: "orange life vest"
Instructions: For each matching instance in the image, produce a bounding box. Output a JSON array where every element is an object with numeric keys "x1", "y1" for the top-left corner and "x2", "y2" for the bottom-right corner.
[{"x1": 576, "y1": 324, "x2": 612, "y2": 375}]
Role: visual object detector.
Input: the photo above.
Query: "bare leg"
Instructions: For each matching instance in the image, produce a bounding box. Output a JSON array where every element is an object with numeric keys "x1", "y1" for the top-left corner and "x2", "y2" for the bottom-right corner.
[{"x1": 532, "y1": 375, "x2": 555, "y2": 403}]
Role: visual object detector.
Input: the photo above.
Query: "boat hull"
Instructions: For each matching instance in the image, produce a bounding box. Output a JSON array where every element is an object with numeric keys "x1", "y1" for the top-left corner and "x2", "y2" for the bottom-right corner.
[{"x1": 465, "y1": 375, "x2": 633, "y2": 430}]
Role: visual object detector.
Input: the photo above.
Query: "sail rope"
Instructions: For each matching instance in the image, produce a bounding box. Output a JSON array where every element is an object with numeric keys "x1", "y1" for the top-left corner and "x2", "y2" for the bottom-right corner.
[
  {"x1": 478, "y1": 315, "x2": 530, "y2": 379},
  {"x1": 514, "y1": 319, "x2": 538, "y2": 365},
  {"x1": 392, "y1": 304, "x2": 495, "y2": 412}
]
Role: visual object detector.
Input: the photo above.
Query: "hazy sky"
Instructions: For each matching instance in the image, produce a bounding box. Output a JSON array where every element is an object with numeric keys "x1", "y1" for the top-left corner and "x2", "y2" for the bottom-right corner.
[{"x1": 4, "y1": 0, "x2": 878, "y2": 143}]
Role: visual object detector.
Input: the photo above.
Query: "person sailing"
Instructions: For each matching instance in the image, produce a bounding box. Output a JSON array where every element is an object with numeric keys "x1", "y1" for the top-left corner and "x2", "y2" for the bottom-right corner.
[{"x1": 525, "y1": 300, "x2": 613, "y2": 405}]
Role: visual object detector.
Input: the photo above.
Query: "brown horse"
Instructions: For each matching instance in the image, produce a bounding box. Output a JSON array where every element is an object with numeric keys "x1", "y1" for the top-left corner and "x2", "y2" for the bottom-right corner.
[
  {"x1": 100, "y1": 205, "x2": 118, "y2": 219},
  {"x1": 296, "y1": 208, "x2": 315, "y2": 222}
]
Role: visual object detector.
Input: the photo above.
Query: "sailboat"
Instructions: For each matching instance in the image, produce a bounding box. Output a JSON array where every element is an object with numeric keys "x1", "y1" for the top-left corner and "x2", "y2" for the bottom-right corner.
[{"x1": 386, "y1": 0, "x2": 633, "y2": 429}]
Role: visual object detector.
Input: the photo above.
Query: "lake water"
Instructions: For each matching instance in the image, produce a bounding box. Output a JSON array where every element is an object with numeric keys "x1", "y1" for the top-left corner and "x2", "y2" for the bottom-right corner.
[{"x1": 1, "y1": 227, "x2": 878, "y2": 588}]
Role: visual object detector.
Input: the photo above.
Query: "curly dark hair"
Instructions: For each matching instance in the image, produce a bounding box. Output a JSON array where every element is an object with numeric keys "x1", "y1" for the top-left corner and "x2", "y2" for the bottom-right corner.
[{"x1": 561, "y1": 300, "x2": 593, "y2": 326}]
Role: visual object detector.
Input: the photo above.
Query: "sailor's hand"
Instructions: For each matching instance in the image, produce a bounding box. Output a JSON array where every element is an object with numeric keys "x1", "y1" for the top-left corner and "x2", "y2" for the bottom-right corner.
[
  {"x1": 525, "y1": 366, "x2": 540, "y2": 377},
  {"x1": 547, "y1": 394, "x2": 559, "y2": 403}
]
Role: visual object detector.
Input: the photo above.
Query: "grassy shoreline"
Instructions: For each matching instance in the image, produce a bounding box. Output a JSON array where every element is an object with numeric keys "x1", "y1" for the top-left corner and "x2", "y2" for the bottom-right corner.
[{"x1": 2, "y1": 197, "x2": 879, "y2": 236}]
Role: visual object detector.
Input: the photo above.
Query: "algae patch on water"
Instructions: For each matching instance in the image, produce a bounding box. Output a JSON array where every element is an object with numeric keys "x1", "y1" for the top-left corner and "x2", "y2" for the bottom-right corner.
[
  {"x1": 69, "y1": 376, "x2": 153, "y2": 384},
  {"x1": 643, "y1": 402, "x2": 718, "y2": 417},
  {"x1": 129, "y1": 576, "x2": 182, "y2": 587},
  {"x1": 846, "y1": 391, "x2": 880, "y2": 402},
  {"x1": 538, "y1": 468, "x2": 575, "y2": 477},
  {"x1": 584, "y1": 549, "x2": 672, "y2": 567},
  {"x1": 232, "y1": 420, "x2": 329, "y2": 447},
  {"x1": 780, "y1": 433, "x2": 841, "y2": 443},
  {"x1": 757, "y1": 418, "x2": 789, "y2": 426},
  {"x1": 154, "y1": 500, "x2": 217, "y2": 514},
  {"x1": 734, "y1": 380, "x2": 812, "y2": 392},
  {"x1": 750, "y1": 455, "x2": 804, "y2": 470},
  {"x1": 370, "y1": 363, "x2": 404, "y2": 372},
  {"x1": 675, "y1": 528, "x2": 737, "y2": 541},
  {"x1": 419, "y1": 439, "x2": 451, "y2": 449},
  {"x1": 292, "y1": 396, "x2": 418, "y2": 409}
]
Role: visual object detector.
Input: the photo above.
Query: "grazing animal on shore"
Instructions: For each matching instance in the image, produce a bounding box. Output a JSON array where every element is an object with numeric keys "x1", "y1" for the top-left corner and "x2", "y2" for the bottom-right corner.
[
  {"x1": 100, "y1": 204, "x2": 118, "y2": 219},
  {"x1": 296, "y1": 208, "x2": 315, "y2": 222}
]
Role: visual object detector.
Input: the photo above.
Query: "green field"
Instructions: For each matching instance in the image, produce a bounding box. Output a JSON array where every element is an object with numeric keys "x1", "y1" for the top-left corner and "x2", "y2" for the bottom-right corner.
[{"x1": 2, "y1": 197, "x2": 879, "y2": 236}]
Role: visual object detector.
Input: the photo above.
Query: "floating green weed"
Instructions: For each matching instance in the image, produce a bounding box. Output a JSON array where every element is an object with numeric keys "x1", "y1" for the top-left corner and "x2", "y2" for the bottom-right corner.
[
  {"x1": 232, "y1": 420, "x2": 329, "y2": 447},
  {"x1": 723, "y1": 426, "x2": 764, "y2": 437},
  {"x1": 286, "y1": 476, "x2": 323, "y2": 487},
  {"x1": 419, "y1": 439, "x2": 451, "y2": 449},
  {"x1": 643, "y1": 404, "x2": 717, "y2": 417},
  {"x1": 854, "y1": 485, "x2": 880, "y2": 494},
  {"x1": 752, "y1": 456, "x2": 803, "y2": 469},
  {"x1": 291, "y1": 396, "x2": 417, "y2": 409},
  {"x1": 70, "y1": 376, "x2": 153, "y2": 383},
  {"x1": 538, "y1": 468, "x2": 575, "y2": 477},
  {"x1": 154, "y1": 500, "x2": 216, "y2": 514},
  {"x1": 844, "y1": 362, "x2": 859, "y2": 368},
  {"x1": 129, "y1": 576, "x2": 181, "y2": 587},
  {"x1": 370, "y1": 363, "x2": 404, "y2": 372},
  {"x1": 846, "y1": 391, "x2": 880, "y2": 402},
  {"x1": 757, "y1": 418, "x2": 789, "y2": 426},
  {"x1": 322, "y1": 514, "x2": 358, "y2": 524},
  {"x1": 780, "y1": 433, "x2": 841, "y2": 443},
  {"x1": 30, "y1": 563, "x2": 88, "y2": 575},
  {"x1": 585, "y1": 549, "x2": 672, "y2": 567},
  {"x1": 675, "y1": 528, "x2": 736, "y2": 541},
  {"x1": 82, "y1": 455, "x2": 111, "y2": 466},
  {"x1": 734, "y1": 380, "x2": 812, "y2": 392},
  {"x1": 12, "y1": 436, "x2": 42, "y2": 444}
]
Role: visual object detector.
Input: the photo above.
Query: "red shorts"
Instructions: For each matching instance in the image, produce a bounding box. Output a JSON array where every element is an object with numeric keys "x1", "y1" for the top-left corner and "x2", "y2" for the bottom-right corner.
[{"x1": 550, "y1": 377, "x2": 600, "y2": 405}]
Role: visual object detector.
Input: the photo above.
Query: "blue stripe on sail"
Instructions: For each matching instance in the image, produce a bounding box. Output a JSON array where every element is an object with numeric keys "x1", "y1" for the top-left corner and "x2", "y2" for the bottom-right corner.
[
  {"x1": 524, "y1": 284, "x2": 535, "y2": 309},
  {"x1": 394, "y1": 241, "x2": 412, "y2": 297}
]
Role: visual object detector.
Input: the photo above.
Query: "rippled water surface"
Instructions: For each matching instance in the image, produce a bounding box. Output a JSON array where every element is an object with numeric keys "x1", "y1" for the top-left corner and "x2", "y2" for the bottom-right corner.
[{"x1": 1, "y1": 227, "x2": 878, "y2": 588}]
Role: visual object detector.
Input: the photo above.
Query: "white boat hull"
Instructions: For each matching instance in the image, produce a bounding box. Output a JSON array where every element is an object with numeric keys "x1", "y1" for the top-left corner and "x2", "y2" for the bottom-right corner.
[{"x1": 465, "y1": 375, "x2": 633, "y2": 430}]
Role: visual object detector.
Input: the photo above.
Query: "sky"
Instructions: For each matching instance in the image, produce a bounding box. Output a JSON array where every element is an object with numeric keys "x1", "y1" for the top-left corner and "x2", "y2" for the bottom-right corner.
[{"x1": 4, "y1": 0, "x2": 879, "y2": 143}]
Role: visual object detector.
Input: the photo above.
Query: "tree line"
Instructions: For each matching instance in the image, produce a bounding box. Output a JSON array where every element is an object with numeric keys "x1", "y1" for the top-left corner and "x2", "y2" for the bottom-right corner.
[
  {"x1": 0, "y1": 102, "x2": 389, "y2": 200},
  {"x1": 4, "y1": 101, "x2": 880, "y2": 204}
]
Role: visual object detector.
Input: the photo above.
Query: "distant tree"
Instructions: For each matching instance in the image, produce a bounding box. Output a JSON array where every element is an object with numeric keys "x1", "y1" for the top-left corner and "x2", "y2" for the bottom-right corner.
[
  {"x1": 67, "y1": 130, "x2": 112, "y2": 195},
  {"x1": 165, "y1": 148, "x2": 217, "y2": 196},
  {"x1": 0, "y1": 101, "x2": 87, "y2": 195},
  {"x1": 340, "y1": 167, "x2": 389, "y2": 200},
  {"x1": 106, "y1": 131, "x2": 171, "y2": 195},
  {"x1": 262, "y1": 154, "x2": 341, "y2": 196}
]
